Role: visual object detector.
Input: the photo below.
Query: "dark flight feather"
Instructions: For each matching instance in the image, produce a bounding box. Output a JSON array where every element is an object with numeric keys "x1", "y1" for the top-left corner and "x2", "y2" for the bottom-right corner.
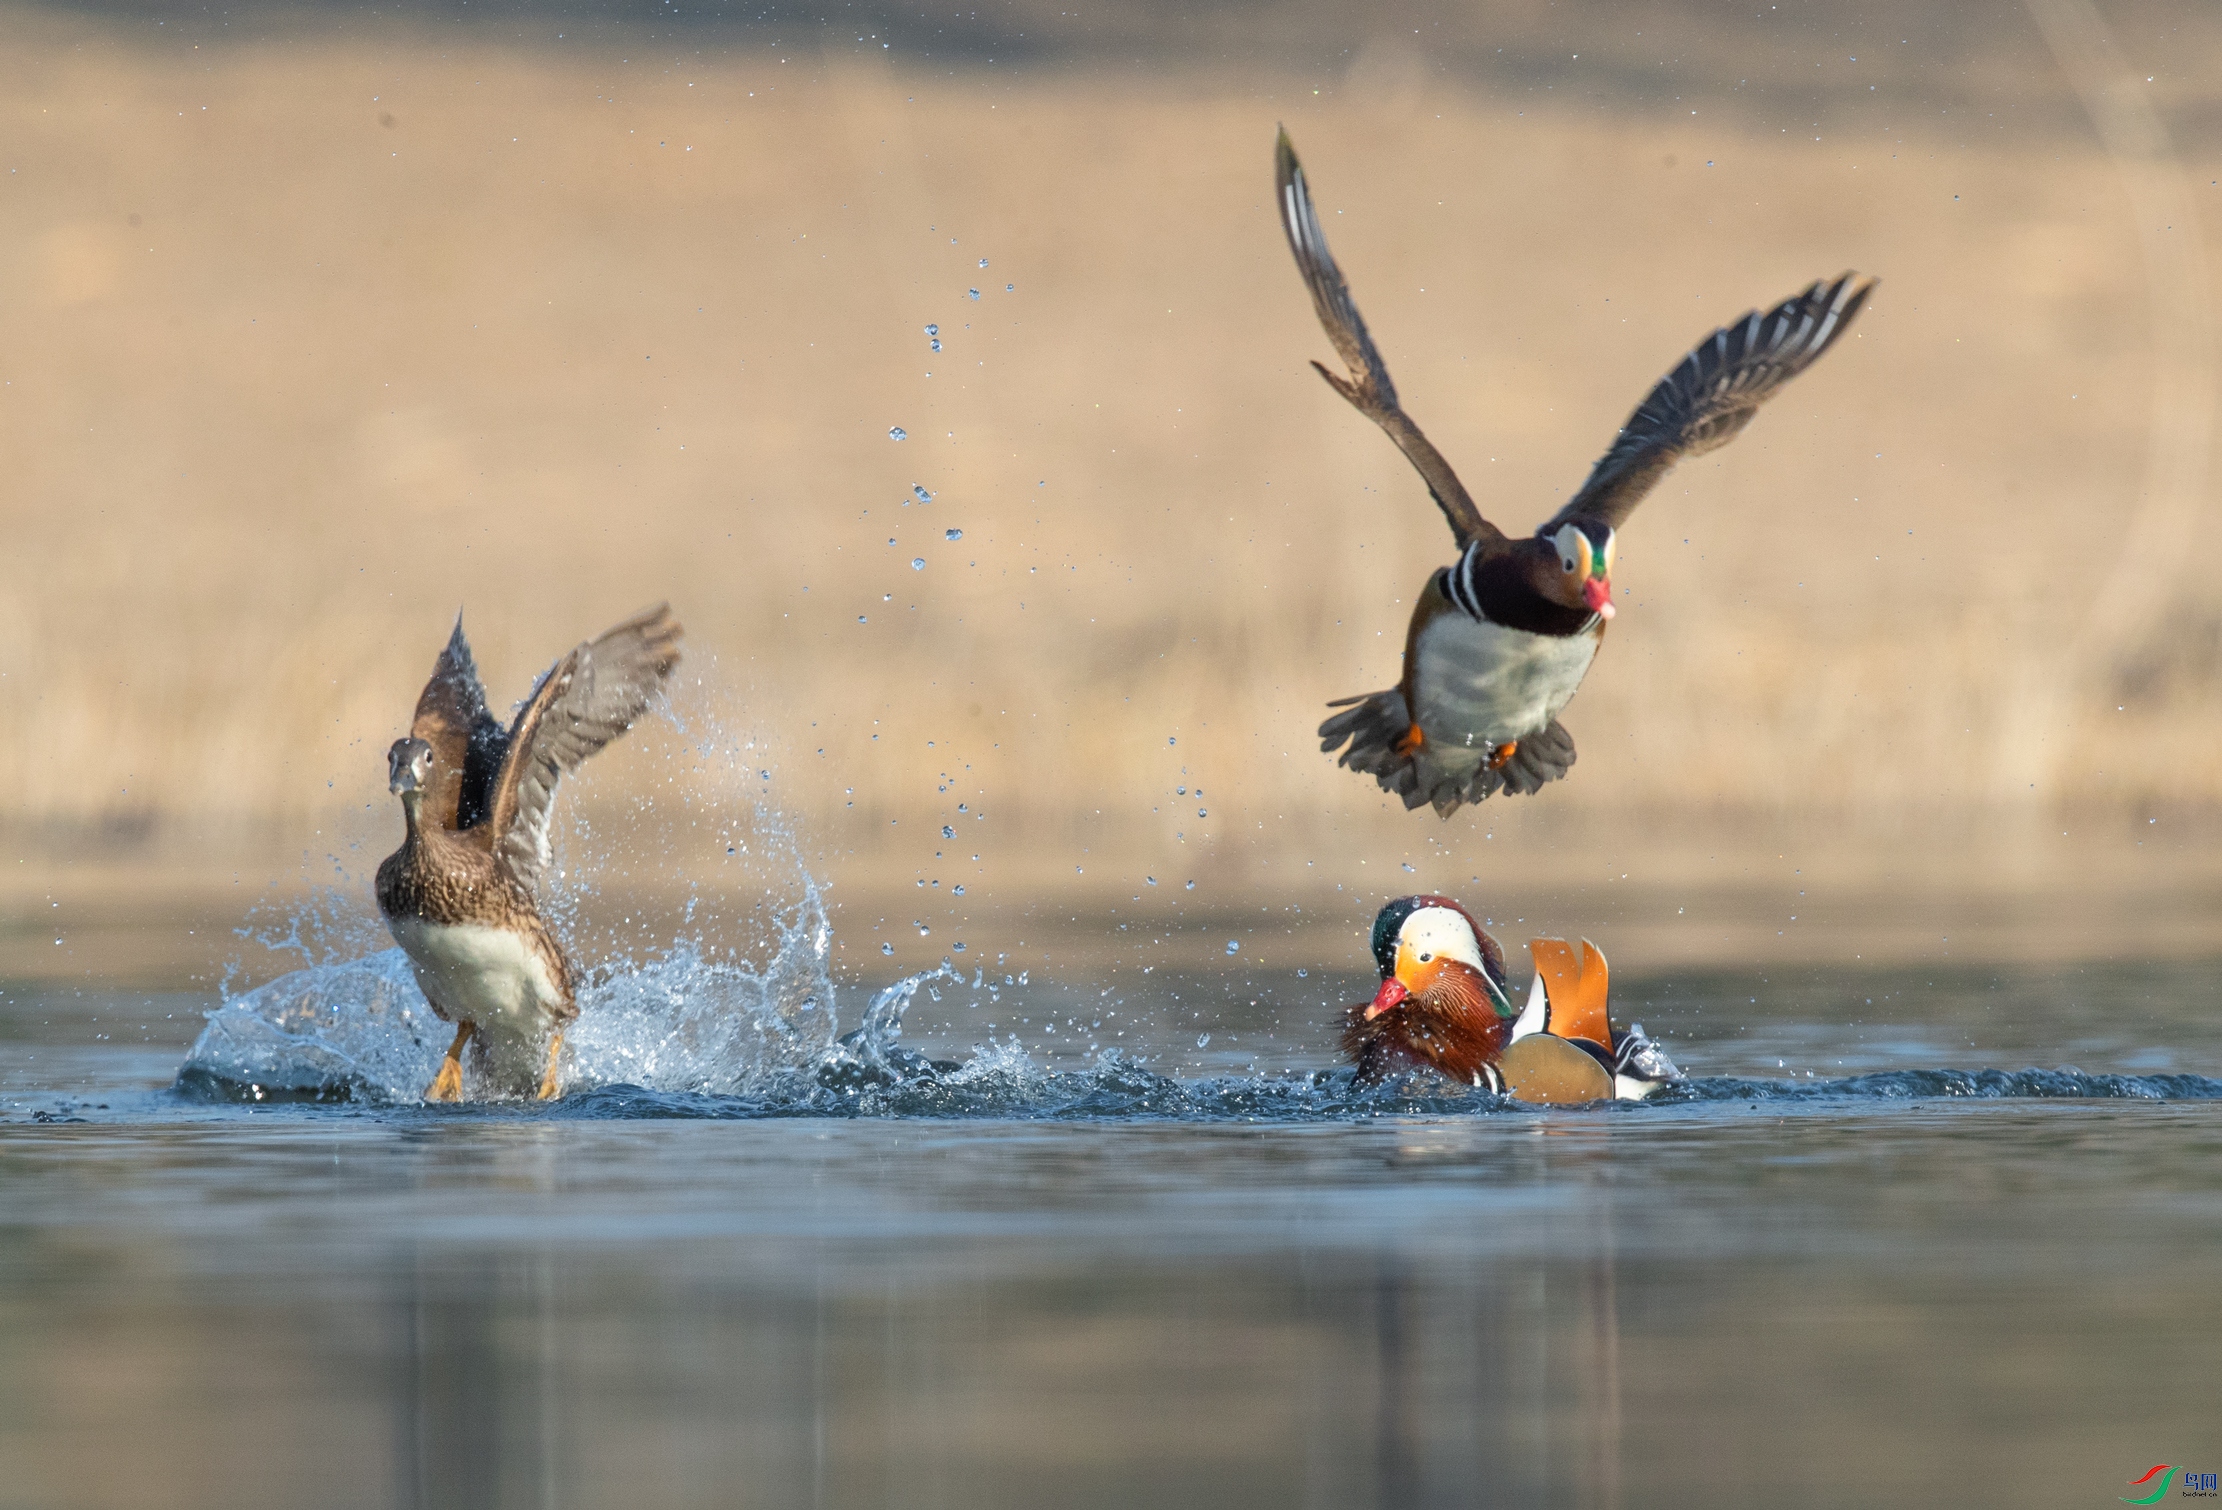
[
  {"x1": 1275, "y1": 126, "x2": 1502, "y2": 552},
  {"x1": 485, "y1": 604, "x2": 684, "y2": 895},
  {"x1": 1545, "y1": 272, "x2": 1877, "y2": 534}
]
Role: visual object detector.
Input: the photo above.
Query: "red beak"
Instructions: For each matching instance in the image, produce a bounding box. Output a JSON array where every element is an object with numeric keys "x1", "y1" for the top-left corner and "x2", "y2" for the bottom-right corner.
[
  {"x1": 1581, "y1": 576, "x2": 1616, "y2": 619},
  {"x1": 1363, "y1": 977, "x2": 1411, "y2": 1021}
]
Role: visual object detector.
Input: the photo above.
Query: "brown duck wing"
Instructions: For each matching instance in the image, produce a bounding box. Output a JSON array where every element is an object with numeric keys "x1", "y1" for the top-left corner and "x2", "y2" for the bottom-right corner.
[
  {"x1": 409, "y1": 615, "x2": 508, "y2": 832},
  {"x1": 1544, "y1": 272, "x2": 1877, "y2": 535},
  {"x1": 485, "y1": 604, "x2": 684, "y2": 893},
  {"x1": 1275, "y1": 128, "x2": 1503, "y2": 552}
]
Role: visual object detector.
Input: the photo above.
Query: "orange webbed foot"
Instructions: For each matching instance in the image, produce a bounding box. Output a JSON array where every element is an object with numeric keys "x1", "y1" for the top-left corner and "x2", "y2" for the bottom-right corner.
[
  {"x1": 535, "y1": 1031, "x2": 565, "y2": 1101},
  {"x1": 1487, "y1": 740, "x2": 1519, "y2": 771},
  {"x1": 1395, "y1": 724, "x2": 1426, "y2": 756},
  {"x1": 424, "y1": 1021, "x2": 473, "y2": 1103}
]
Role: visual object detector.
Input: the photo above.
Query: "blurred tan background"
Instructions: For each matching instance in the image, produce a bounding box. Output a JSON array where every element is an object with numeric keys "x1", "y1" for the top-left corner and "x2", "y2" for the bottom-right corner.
[{"x1": 4, "y1": 0, "x2": 2221, "y2": 981}]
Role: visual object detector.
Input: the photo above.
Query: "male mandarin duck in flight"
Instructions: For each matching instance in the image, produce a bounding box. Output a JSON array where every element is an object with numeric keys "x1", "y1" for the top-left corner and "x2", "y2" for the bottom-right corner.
[
  {"x1": 375, "y1": 605, "x2": 683, "y2": 1101},
  {"x1": 1343, "y1": 894, "x2": 1681, "y2": 1102},
  {"x1": 1276, "y1": 128, "x2": 1876, "y2": 817}
]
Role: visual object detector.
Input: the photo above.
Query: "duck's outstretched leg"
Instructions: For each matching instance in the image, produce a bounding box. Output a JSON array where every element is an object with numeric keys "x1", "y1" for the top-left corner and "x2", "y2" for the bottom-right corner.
[
  {"x1": 426, "y1": 1021, "x2": 473, "y2": 1102},
  {"x1": 536, "y1": 1032, "x2": 565, "y2": 1101}
]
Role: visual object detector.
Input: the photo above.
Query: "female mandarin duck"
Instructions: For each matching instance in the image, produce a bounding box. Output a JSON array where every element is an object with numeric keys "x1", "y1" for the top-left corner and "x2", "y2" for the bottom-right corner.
[
  {"x1": 1344, "y1": 895, "x2": 1681, "y2": 1102},
  {"x1": 1276, "y1": 128, "x2": 1877, "y2": 817},
  {"x1": 376, "y1": 605, "x2": 682, "y2": 1102}
]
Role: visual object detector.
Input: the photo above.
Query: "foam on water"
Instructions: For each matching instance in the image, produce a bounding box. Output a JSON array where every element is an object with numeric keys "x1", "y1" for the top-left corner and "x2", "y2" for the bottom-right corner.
[
  {"x1": 172, "y1": 867, "x2": 2222, "y2": 1115},
  {"x1": 167, "y1": 688, "x2": 2222, "y2": 1118},
  {"x1": 1669, "y1": 1069, "x2": 2222, "y2": 1103},
  {"x1": 176, "y1": 933, "x2": 2222, "y2": 1117}
]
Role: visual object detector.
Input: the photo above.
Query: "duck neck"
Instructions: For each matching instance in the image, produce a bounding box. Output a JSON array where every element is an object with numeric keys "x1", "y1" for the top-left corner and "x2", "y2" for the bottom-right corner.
[{"x1": 398, "y1": 789, "x2": 427, "y2": 848}]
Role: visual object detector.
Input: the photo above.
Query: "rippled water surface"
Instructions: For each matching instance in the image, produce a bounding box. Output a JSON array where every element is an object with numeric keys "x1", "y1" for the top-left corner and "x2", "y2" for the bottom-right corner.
[{"x1": 4, "y1": 928, "x2": 2220, "y2": 1509}]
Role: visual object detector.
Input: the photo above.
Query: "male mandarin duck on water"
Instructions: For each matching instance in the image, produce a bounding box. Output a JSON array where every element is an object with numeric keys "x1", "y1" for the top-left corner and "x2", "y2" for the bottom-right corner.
[
  {"x1": 1275, "y1": 128, "x2": 1877, "y2": 817},
  {"x1": 375, "y1": 606, "x2": 683, "y2": 1102},
  {"x1": 1343, "y1": 895, "x2": 1682, "y2": 1103}
]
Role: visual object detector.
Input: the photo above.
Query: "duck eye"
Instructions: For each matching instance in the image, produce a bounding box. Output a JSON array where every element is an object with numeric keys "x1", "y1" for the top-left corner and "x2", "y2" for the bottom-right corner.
[{"x1": 1418, "y1": 952, "x2": 1433, "y2": 963}]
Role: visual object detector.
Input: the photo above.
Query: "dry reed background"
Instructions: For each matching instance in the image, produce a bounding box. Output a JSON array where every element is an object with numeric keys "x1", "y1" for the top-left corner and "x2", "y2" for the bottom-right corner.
[{"x1": 4, "y1": 0, "x2": 2221, "y2": 978}]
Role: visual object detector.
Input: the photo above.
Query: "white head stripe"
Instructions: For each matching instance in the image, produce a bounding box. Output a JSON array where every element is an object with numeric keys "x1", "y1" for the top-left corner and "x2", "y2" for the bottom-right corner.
[{"x1": 1399, "y1": 907, "x2": 1486, "y2": 972}]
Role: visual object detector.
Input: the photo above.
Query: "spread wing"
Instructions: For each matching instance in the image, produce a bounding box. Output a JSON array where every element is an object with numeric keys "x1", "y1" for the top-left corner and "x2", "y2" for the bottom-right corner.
[
  {"x1": 485, "y1": 604, "x2": 685, "y2": 893},
  {"x1": 408, "y1": 615, "x2": 508, "y2": 832},
  {"x1": 1544, "y1": 272, "x2": 1877, "y2": 534},
  {"x1": 1275, "y1": 127, "x2": 1502, "y2": 551}
]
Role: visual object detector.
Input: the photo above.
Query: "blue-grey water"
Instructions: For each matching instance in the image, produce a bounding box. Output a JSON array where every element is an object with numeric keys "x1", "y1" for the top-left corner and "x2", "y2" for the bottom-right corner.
[{"x1": 4, "y1": 911, "x2": 2220, "y2": 1509}]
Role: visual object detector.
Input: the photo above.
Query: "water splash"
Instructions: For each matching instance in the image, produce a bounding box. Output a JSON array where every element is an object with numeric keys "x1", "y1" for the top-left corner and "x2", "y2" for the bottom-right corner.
[
  {"x1": 180, "y1": 678, "x2": 865, "y2": 1105},
  {"x1": 178, "y1": 882, "x2": 846, "y2": 1103},
  {"x1": 176, "y1": 949, "x2": 438, "y2": 1102}
]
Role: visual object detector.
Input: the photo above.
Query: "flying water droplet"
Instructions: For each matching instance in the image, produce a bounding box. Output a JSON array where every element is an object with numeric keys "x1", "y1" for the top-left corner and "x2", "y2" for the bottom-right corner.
[
  {"x1": 929, "y1": 338, "x2": 941, "y2": 352},
  {"x1": 1402, "y1": 862, "x2": 1416, "y2": 872},
  {"x1": 912, "y1": 484, "x2": 932, "y2": 503},
  {"x1": 944, "y1": 528, "x2": 963, "y2": 541},
  {"x1": 889, "y1": 426, "x2": 907, "y2": 440},
  {"x1": 1224, "y1": 939, "x2": 1239, "y2": 955},
  {"x1": 857, "y1": 615, "x2": 868, "y2": 623},
  {"x1": 924, "y1": 323, "x2": 939, "y2": 336},
  {"x1": 977, "y1": 257, "x2": 989, "y2": 268},
  {"x1": 880, "y1": 942, "x2": 894, "y2": 955},
  {"x1": 1005, "y1": 283, "x2": 1014, "y2": 292},
  {"x1": 1196, "y1": 1033, "x2": 1211, "y2": 1048},
  {"x1": 916, "y1": 922, "x2": 931, "y2": 936},
  {"x1": 967, "y1": 288, "x2": 980, "y2": 300},
  {"x1": 912, "y1": 557, "x2": 926, "y2": 571},
  {"x1": 1145, "y1": 876, "x2": 1157, "y2": 886},
  {"x1": 1297, "y1": 968, "x2": 1309, "y2": 978},
  {"x1": 1185, "y1": 880, "x2": 1196, "y2": 890},
  {"x1": 941, "y1": 825, "x2": 955, "y2": 839},
  {"x1": 1197, "y1": 808, "x2": 1207, "y2": 818},
  {"x1": 952, "y1": 884, "x2": 965, "y2": 896},
  {"x1": 953, "y1": 941, "x2": 966, "y2": 951}
]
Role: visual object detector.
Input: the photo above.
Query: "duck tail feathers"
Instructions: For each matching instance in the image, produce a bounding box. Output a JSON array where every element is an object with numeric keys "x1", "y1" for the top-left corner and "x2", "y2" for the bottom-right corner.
[
  {"x1": 1319, "y1": 689, "x2": 1411, "y2": 771},
  {"x1": 1490, "y1": 719, "x2": 1577, "y2": 797},
  {"x1": 1320, "y1": 690, "x2": 1459, "y2": 816},
  {"x1": 1321, "y1": 697, "x2": 1579, "y2": 817}
]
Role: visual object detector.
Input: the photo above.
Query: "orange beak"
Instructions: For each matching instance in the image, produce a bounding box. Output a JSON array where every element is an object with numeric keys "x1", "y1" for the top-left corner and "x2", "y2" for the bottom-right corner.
[
  {"x1": 1581, "y1": 576, "x2": 1615, "y2": 619},
  {"x1": 1363, "y1": 977, "x2": 1411, "y2": 1021}
]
